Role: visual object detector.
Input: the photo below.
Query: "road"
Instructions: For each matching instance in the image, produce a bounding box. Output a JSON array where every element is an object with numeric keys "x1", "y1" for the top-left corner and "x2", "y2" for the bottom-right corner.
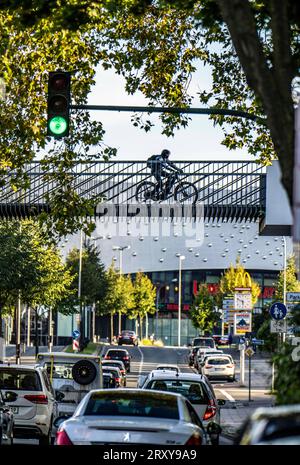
[{"x1": 8, "y1": 344, "x2": 273, "y2": 446}]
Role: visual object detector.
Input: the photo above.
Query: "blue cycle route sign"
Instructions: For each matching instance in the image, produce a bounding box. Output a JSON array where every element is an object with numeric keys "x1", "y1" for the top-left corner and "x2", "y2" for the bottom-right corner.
[
  {"x1": 269, "y1": 302, "x2": 287, "y2": 320},
  {"x1": 72, "y1": 329, "x2": 80, "y2": 339}
]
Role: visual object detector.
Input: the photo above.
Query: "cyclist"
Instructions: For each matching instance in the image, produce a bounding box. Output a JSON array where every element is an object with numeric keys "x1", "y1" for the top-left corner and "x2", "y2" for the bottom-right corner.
[{"x1": 147, "y1": 149, "x2": 183, "y2": 195}]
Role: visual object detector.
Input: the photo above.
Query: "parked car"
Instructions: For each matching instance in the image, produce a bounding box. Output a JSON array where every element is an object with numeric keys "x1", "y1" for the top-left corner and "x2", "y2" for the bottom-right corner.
[
  {"x1": 155, "y1": 364, "x2": 180, "y2": 373},
  {"x1": 0, "y1": 364, "x2": 59, "y2": 445},
  {"x1": 192, "y1": 337, "x2": 216, "y2": 349},
  {"x1": 55, "y1": 389, "x2": 222, "y2": 445},
  {"x1": 213, "y1": 335, "x2": 229, "y2": 346},
  {"x1": 0, "y1": 389, "x2": 16, "y2": 445},
  {"x1": 102, "y1": 360, "x2": 127, "y2": 386},
  {"x1": 36, "y1": 352, "x2": 103, "y2": 418},
  {"x1": 102, "y1": 366, "x2": 125, "y2": 388},
  {"x1": 235, "y1": 404, "x2": 300, "y2": 445},
  {"x1": 142, "y1": 371, "x2": 225, "y2": 444},
  {"x1": 194, "y1": 349, "x2": 224, "y2": 371},
  {"x1": 117, "y1": 330, "x2": 139, "y2": 346},
  {"x1": 103, "y1": 349, "x2": 131, "y2": 372},
  {"x1": 201, "y1": 355, "x2": 236, "y2": 381}
]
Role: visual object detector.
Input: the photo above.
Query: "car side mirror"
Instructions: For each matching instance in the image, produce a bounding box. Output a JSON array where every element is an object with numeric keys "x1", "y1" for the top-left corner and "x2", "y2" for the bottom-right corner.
[
  {"x1": 53, "y1": 415, "x2": 72, "y2": 429},
  {"x1": 207, "y1": 422, "x2": 222, "y2": 436},
  {"x1": 217, "y1": 399, "x2": 226, "y2": 406},
  {"x1": 55, "y1": 390, "x2": 65, "y2": 402},
  {"x1": 3, "y1": 391, "x2": 18, "y2": 403}
]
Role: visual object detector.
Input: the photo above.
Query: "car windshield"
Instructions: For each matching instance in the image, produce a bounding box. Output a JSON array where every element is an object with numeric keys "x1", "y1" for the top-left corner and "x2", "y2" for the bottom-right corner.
[
  {"x1": 207, "y1": 358, "x2": 231, "y2": 365},
  {"x1": 106, "y1": 351, "x2": 127, "y2": 358},
  {"x1": 0, "y1": 368, "x2": 42, "y2": 391},
  {"x1": 44, "y1": 362, "x2": 75, "y2": 379},
  {"x1": 147, "y1": 379, "x2": 209, "y2": 404},
  {"x1": 84, "y1": 392, "x2": 179, "y2": 419},
  {"x1": 262, "y1": 415, "x2": 300, "y2": 440}
]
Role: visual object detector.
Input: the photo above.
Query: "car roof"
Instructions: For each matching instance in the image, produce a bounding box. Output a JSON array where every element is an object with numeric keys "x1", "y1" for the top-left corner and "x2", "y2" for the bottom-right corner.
[
  {"x1": 148, "y1": 371, "x2": 205, "y2": 381},
  {"x1": 251, "y1": 405, "x2": 300, "y2": 421},
  {"x1": 106, "y1": 348, "x2": 129, "y2": 353},
  {"x1": 156, "y1": 364, "x2": 179, "y2": 369},
  {"x1": 0, "y1": 364, "x2": 41, "y2": 371}
]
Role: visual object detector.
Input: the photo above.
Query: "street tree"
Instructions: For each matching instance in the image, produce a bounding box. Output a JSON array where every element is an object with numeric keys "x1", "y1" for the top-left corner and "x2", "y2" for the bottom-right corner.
[
  {"x1": 274, "y1": 256, "x2": 300, "y2": 301},
  {"x1": 218, "y1": 259, "x2": 261, "y2": 305},
  {"x1": 129, "y1": 272, "x2": 156, "y2": 339},
  {"x1": 190, "y1": 284, "x2": 220, "y2": 334}
]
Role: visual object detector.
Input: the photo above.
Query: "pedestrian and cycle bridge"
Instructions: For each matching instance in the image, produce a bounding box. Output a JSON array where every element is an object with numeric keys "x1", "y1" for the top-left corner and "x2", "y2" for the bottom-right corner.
[{"x1": 0, "y1": 160, "x2": 292, "y2": 235}]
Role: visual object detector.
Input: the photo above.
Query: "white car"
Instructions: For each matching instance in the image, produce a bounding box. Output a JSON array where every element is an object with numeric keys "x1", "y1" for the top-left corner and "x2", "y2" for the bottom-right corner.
[
  {"x1": 156, "y1": 364, "x2": 180, "y2": 373},
  {"x1": 142, "y1": 371, "x2": 225, "y2": 443},
  {"x1": 198, "y1": 353, "x2": 234, "y2": 374},
  {"x1": 202, "y1": 355, "x2": 236, "y2": 381},
  {"x1": 0, "y1": 364, "x2": 59, "y2": 445},
  {"x1": 55, "y1": 389, "x2": 221, "y2": 445},
  {"x1": 194, "y1": 349, "x2": 224, "y2": 371}
]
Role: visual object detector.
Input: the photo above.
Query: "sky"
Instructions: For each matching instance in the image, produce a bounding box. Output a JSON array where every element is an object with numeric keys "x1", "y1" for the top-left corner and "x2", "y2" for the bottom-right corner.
[{"x1": 87, "y1": 63, "x2": 254, "y2": 162}]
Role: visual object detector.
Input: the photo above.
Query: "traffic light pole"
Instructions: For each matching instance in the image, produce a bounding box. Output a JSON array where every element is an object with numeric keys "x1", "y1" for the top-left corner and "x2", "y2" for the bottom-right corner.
[{"x1": 70, "y1": 104, "x2": 265, "y2": 123}]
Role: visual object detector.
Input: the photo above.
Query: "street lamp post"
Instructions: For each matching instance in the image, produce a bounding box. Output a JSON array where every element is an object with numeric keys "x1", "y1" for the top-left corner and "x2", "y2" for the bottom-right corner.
[
  {"x1": 282, "y1": 236, "x2": 287, "y2": 343},
  {"x1": 177, "y1": 255, "x2": 185, "y2": 347},
  {"x1": 112, "y1": 245, "x2": 131, "y2": 335}
]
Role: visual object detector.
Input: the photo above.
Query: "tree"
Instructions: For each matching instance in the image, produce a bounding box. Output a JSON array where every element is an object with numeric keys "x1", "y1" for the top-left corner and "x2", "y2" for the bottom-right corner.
[
  {"x1": 274, "y1": 256, "x2": 300, "y2": 302},
  {"x1": 218, "y1": 259, "x2": 261, "y2": 304},
  {"x1": 190, "y1": 284, "x2": 220, "y2": 334},
  {"x1": 129, "y1": 272, "x2": 156, "y2": 339}
]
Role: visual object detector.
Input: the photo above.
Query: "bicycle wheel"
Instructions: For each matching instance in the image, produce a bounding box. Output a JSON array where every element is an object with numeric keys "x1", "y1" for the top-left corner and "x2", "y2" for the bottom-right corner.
[
  {"x1": 174, "y1": 182, "x2": 198, "y2": 204},
  {"x1": 135, "y1": 181, "x2": 157, "y2": 202}
]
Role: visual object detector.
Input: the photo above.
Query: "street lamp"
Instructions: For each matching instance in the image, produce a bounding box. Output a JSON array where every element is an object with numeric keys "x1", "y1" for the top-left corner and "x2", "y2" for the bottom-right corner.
[
  {"x1": 112, "y1": 245, "x2": 131, "y2": 334},
  {"x1": 177, "y1": 255, "x2": 185, "y2": 347}
]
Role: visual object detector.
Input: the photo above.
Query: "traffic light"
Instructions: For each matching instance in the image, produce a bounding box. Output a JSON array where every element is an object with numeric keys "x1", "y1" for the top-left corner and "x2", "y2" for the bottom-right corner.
[{"x1": 47, "y1": 71, "x2": 71, "y2": 137}]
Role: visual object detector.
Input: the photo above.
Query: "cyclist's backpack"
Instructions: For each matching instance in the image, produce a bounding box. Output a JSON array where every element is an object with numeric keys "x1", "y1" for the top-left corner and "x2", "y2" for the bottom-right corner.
[{"x1": 147, "y1": 154, "x2": 160, "y2": 169}]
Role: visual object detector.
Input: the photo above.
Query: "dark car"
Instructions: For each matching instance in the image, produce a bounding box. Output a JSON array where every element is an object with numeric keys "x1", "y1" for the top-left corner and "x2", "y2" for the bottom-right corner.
[
  {"x1": 188, "y1": 346, "x2": 201, "y2": 367},
  {"x1": 103, "y1": 349, "x2": 131, "y2": 372},
  {"x1": 102, "y1": 366, "x2": 125, "y2": 388},
  {"x1": 102, "y1": 360, "x2": 127, "y2": 386},
  {"x1": 192, "y1": 337, "x2": 215, "y2": 349},
  {"x1": 117, "y1": 330, "x2": 138, "y2": 346},
  {"x1": 102, "y1": 373, "x2": 116, "y2": 389},
  {"x1": 0, "y1": 389, "x2": 16, "y2": 445}
]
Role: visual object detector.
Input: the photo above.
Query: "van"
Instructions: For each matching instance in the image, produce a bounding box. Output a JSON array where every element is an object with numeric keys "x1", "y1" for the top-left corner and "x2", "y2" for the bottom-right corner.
[{"x1": 35, "y1": 352, "x2": 103, "y2": 417}]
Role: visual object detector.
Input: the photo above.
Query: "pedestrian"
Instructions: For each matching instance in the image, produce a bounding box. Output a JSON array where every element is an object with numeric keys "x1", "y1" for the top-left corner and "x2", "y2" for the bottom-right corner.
[{"x1": 228, "y1": 333, "x2": 233, "y2": 348}]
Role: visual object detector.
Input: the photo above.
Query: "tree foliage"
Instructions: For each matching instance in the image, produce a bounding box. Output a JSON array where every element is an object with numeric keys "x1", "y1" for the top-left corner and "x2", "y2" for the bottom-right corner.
[
  {"x1": 130, "y1": 272, "x2": 156, "y2": 320},
  {"x1": 218, "y1": 259, "x2": 261, "y2": 304},
  {"x1": 190, "y1": 283, "x2": 220, "y2": 334},
  {"x1": 274, "y1": 256, "x2": 300, "y2": 302}
]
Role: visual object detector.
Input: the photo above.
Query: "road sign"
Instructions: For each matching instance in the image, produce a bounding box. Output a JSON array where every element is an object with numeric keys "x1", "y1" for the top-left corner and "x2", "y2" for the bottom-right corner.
[
  {"x1": 245, "y1": 347, "x2": 255, "y2": 357},
  {"x1": 270, "y1": 319, "x2": 287, "y2": 333},
  {"x1": 234, "y1": 293, "x2": 252, "y2": 310},
  {"x1": 234, "y1": 312, "x2": 252, "y2": 335},
  {"x1": 286, "y1": 292, "x2": 300, "y2": 302},
  {"x1": 72, "y1": 339, "x2": 80, "y2": 351},
  {"x1": 251, "y1": 338, "x2": 264, "y2": 345},
  {"x1": 72, "y1": 329, "x2": 80, "y2": 339},
  {"x1": 269, "y1": 302, "x2": 287, "y2": 320}
]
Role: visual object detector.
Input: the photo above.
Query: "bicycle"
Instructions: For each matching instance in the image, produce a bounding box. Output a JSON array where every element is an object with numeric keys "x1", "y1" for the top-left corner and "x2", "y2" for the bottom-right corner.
[{"x1": 135, "y1": 171, "x2": 198, "y2": 204}]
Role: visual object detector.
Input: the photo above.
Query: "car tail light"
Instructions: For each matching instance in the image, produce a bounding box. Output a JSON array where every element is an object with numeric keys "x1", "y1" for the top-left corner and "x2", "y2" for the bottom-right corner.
[
  {"x1": 123, "y1": 356, "x2": 129, "y2": 360},
  {"x1": 226, "y1": 364, "x2": 233, "y2": 368},
  {"x1": 130, "y1": 336, "x2": 134, "y2": 339},
  {"x1": 185, "y1": 434, "x2": 202, "y2": 446},
  {"x1": 115, "y1": 377, "x2": 121, "y2": 383},
  {"x1": 104, "y1": 355, "x2": 111, "y2": 359},
  {"x1": 24, "y1": 394, "x2": 48, "y2": 404},
  {"x1": 205, "y1": 365, "x2": 213, "y2": 369},
  {"x1": 56, "y1": 429, "x2": 73, "y2": 445},
  {"x1": 203, "y1": 399, "x2": 217, "y2": 421},
  {"x1": 121, "y1": 370, "x2": 125, "y2": 374}
]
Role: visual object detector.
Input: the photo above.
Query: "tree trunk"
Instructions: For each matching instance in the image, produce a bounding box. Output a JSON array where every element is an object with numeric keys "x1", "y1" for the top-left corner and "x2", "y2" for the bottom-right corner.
[
  {"x1": 110, "y1": 313, "x2": 114, "y2": 343},
  {"x1": 35, "y1": 308, "x2": 39, "y2": 358},
  {"x1": 216, "y1": 0, "x2": 295, "y2": 205},
  {"x1": 139, "y1": 315, "x2": 143, "y2": 340}
]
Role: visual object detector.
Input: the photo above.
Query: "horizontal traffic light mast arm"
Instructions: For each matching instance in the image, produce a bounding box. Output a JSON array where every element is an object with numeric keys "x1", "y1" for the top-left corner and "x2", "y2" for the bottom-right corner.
[{"x1": 70, "y1": 104, "x2": 265, "y2": 123}]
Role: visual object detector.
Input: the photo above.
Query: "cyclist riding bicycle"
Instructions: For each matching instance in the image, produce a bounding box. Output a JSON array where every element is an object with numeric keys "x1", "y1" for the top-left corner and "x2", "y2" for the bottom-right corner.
[{"x1": 147, "y1": 149, "x2": 183, "y2": 195}]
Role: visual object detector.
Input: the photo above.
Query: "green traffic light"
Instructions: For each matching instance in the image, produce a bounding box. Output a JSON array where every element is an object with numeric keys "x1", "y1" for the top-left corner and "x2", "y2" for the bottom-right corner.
[{"x1": 49, "y1": 116, "x2": 68, "y2": 136}]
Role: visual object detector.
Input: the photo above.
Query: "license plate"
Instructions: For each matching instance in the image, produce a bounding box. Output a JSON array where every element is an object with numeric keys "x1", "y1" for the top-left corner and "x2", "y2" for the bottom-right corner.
[
  {"x1": 214, "y1": 368, "x2": 224, "y2": 371},
  {"x1": 10, "y1": 406, "x2": 19, "y2": 414}
]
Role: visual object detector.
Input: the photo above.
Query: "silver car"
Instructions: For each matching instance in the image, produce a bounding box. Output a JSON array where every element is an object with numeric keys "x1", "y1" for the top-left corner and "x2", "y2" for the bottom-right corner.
[
  {"x1": 236, "y1": 404, "x2": 300, "y2": 445},
  {"x1": 142, "y1": 371, "x2": 225, "y2": 443},
  {"x1": 55, "y1": 389, "x2": 220, "y2": 445}
]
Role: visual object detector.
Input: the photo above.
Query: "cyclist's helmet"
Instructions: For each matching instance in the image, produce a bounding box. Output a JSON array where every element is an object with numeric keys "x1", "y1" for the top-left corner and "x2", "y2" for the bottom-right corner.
[{"x1": 161, "y1": 149, "x2": 171, "y2": 159}]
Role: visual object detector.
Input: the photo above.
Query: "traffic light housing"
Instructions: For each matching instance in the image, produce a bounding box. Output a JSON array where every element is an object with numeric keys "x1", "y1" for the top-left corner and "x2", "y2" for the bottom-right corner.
[{"x1": 47, "y1": 71, "x2": 71, "y2": 138}]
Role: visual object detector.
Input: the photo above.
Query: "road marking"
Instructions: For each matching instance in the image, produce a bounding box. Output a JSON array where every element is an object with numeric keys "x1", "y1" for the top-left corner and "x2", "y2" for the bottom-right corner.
[
  {"x1": 137, "y1": 346, "x2": 144, "y2": 375},
  {"x1": 218, "y1": 389, "x2": 235, "y2": 402}
]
